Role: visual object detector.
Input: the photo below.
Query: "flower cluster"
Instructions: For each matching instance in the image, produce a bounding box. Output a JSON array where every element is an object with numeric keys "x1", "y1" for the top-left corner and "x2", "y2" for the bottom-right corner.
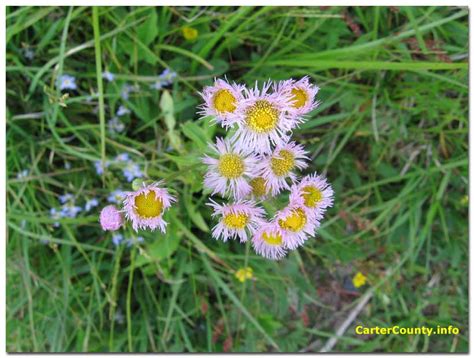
[
  {"x1": 50, "y1": 193, "x2": 99, "y2": 227},
  {"x1": 99, "y1": 180, "x2": 176, "y2": 236},
  {"x1": 94, "y1": 152, "x2": 143, "y2": 182},
  {"x1": 201, "y1": 77, "x2": 333, "y2": 260}
]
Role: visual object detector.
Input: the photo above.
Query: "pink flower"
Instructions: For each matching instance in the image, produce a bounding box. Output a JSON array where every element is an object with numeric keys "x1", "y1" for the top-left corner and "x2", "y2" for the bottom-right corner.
[
  {"x1": 289, "y1": 173, "x2": 334, "y2": 216},
  {"x1": 199, "y1": 78, "x2": 245, "y2": 128},
  {"x1": 256, "y1": 141, "x2": 308, "y2": 196},
  {"x1": 274, "y1": 203, "x2": 320, "y2": 250},
  {"x1": 99, "y1": 205, "x2": 124, "y2": 231},
  {"x1": 123, "y1": 181, "x2": 176, "y2": 232},
  {"x1": 230, "y1": 81, "x2": 297, "y2": 154},
  {"x1": 202, "y1": 137, "x2": 258, "y2": 199},
  {"x1": 274, "y1": 76, "x2": 319, "y2": 118},
  {"x1": 251, "y1": 221, "x2": 288, "y2": 260},
  {"x1": 208, "y1": 199, "x2": 266, "y2": 243}
]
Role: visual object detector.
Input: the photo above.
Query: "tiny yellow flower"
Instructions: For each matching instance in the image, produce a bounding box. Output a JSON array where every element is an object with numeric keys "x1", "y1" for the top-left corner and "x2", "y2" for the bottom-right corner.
[
  {"x1": 352, "y1": 272, "x2": 367, "y2": 288},
  {"x1": 460, "y1": 195, "x2": 468, "y2": 206},
  {"x1": 182, "y1": 26, "x2": 198, "y2": 41},
  {"x1": 235, "y1": 267, "x2": 253, "y2": 283}
]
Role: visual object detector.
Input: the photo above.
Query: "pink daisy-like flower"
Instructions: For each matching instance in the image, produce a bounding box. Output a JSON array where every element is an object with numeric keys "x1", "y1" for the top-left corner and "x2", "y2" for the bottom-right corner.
[
  {"x1": 230, "y1": 81, "x2": 297, "y2": 154},
  {"x1": 123, "y1": 181, "x2": 176, "y2": 232},
  {"x1": 274, "y1": 76, "x2": 319, "y2": 118},
  {"x1": 199, "y1": 78, "x2": 245, "y2": 128},
  {"x1": 256, "y1": 141, "x2": 309, "y2": 196},
  {"x1": 99, "y1": 205, "x2": 124, "y2": 231},
  {"x1": 274, "y1": 203, "x2": 320, "y2": 250},
  {"x1": 207, "y1": 199, "x2": 266, "y2": 243},
  {"x1": 289, "y1": 173, "x2": 334, "y2": 215},
  {"x1": 252, "y1": 221, "x2": 288, "y2": 260},
  {"x1": 203, "y1": 137, "x2": 259, "y2": 199}
]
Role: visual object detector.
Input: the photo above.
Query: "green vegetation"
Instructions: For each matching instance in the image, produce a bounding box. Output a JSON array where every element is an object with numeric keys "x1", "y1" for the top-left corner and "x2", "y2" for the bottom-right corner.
[{"x1": 6, "y1": 6, "x2": 468, "y2": 352}]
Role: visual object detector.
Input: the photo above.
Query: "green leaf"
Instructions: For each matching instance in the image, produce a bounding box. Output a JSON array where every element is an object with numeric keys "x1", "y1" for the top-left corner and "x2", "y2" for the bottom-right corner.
[{"x1": 160, "y1": 90, "x2": 182, "y2": 151}]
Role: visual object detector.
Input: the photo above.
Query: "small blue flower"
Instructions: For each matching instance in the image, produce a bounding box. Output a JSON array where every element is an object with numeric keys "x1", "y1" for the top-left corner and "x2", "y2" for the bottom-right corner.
[
  {"x1": 121, "y1": 83, "x2": 139, "y2": 100},
  {"x1": 16, "y1": 169, "x2": 29, "y2": 179},
  {"x1": 150, "y1": 68, "x2": 177, "y2": 90},
  {"x1": 59, "y1": 193, "x2": 73, "y2": 204},
  {"x1": 115, "y1": 153, "x2": 130, "y2": 163},
  {"x1": 85, "y1": 198, "x2": 99, "y2": 212},
  {"x1": 122, "y1": 161, "x2": 143, "y2": 182},
  {"x1": 112, "y1": 233, "x2": 124, "y2": 246},
  {"x1": 108, "y1": 117, "x2": 125, "y2": 134},
  {"x1": 102, "y1": 71, "x2": 115, "y2": 82},
  {"x1": 116, "y1": 105, "x2": 131, "y2": 117},
  {"x1": 107, "y1": 189, "x2": 125, "y2": 204},
  {"x1": 50, "y1": 208, "x2": 62, "y2": 227},
  {"x1": 126, "y1": 236, "x2": 145, "y2": 247},
  {"x1": 58, "y1": 74, "x2": 77, "y2": 91},
  {"x1": 94, "y1": 160, "x2": 110, "y2": 175},
  {"x1": 60, "y1": 204, "x2": 82, "y2": 218}
]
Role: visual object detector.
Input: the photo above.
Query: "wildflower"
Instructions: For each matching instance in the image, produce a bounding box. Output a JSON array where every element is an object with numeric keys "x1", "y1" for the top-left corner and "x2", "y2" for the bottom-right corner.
[
  {"x1": 199, "y1": 78, "x2": 245, "y2": 128},
  {"x1": 115, "y1": 152, "x2": 130, "y2": 163},
  {"x1": 58, "y1": 74, "x2": 77, "y2": 91},
  {"x1": 235, "y1": 267, "x2": 253, "y2": 283},
  {"x1": 116, "y1": 105, "x2": 131, "y2": 117},
  {"x1": 289, "y1": 173, "x2": 334, "y2": 215},
  {"x1": 102, "y1": 71, "x2": 115, "y2": 82},
  {"x1": 150, "y1": 69, "x2": 177, "y2": 90},
  {"x1": 121, "y1": 83, "x2": 139, "y2": 100},
  {"x1": 203, "y1": 137, "x2": 258, "y2": 199},
  {"x1": 230, "y1": 81, "x2": 296, "y2": 154},
  {"x1": 256, "y1": 141, "x2": 308, "y2": 196},
  {"x1": 352, "y1": 272, "x2": 367, "y2": 288},
  {"x1": 123, "y1": 181, "x2": 176, "y2": 232},
  {"x1": 252, "y1": 221, "x2": 288, "y2": 260},
  {"x1": 59, "y1": 193, "x2": 74, "y2": 204},
  {"x1": 100, "y1": 205, "x2": 124, "y2": 231},
  {"x1": 112, "y1": 233, "x2": 124, "y2": 246},
  {"x1": 274, "y1": 76, "x2": 319, "y2": 117},
  {"x1": 108, "y1": 117, "x2": 125, "y2": 134},
  {"x1": 16, "y1": 169, "x2": 29, "y2": 179},
  {"x1": 60, "y1": 202, "x2": 82, "y2": 218},
  {"x1": 208, "y1": 199, "x2": 265, "y2": 243},
  {"x1": 126, "y1": 236, "x2": 144, "y2": 247},
  {"x1": 50, "y1": 208, "x2": 62, "y2": 227},
  {"x1": 248, "y1": 177, "x2": 269, "y2": 200},
  {"x1": 122, "y1": 161, "x2": 143, "y2": 182},
  {"x1": 94, "y1": 160, "x2": 110, "y2": 175},
  {"x1": 275, "y1": 204, "x2": 319, "y2": 250},
  {"x1": 84, "y1": 198, "x2": 99, "y2": 212},
  {"x1": 182, "y1": 26, "x2": 198, "y2": 40},
  {"x1": 107, "y1": 189, "x2": 126, "y2": 204}
]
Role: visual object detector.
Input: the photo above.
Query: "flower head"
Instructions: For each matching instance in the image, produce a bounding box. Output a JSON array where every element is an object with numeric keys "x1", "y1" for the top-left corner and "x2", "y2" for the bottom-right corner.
[
  {"x1": 123, "y1": 181, "x2": 176, "y2": 232},
  {"x1": 100, "y1": 205, "x2": 124, "y2": 231},
  {"x1": 274, "y1": 203, "x2": 319, "y2": 250},
  {"x1": 289, "y1": 173, "x2": 334, "y2": 215},
  {"x1": 235, "y1": 267, "x2": 253, "y2": 283},
  {"x1": 108, "y1": 117, "x2": 125, "y2": 134},
  {"x1": 116, "y1": 105, "x2": 131, "y2": 117},
  {"x1": 230, "y1": 81, "x2": 296, "y2": 154},
  {"x1": 102, "y1": 71, "x2": 115, "y2": 82},
  {"x1": 352, "y1": 272, "x2": 367, "y2": 288},
  {"x1": 108, "y1": 189, "x2": 125, "y2": 204},
  {"x1": 122, "y1": 161, "x2": 143, "y2": 182},
  {"x1": 252, "y1": 221, "x2": 288, "y2": 260},
  {"x1": 94, "y1": 160, "x2": 110, "y2": 175},
  {"x1": 274, "y1": 76, "x2": 319, "y2": 117},
  {"x1": 58, "y1": 74, "x2": 77, "y2": 91},
  {"x1": 203, "y1": 137, "x2": 258, "y2": 199},
  {"x1": 182, "y1": 26, "x2": 198, "y2": 41},
  {"x1": 85, "y1": 198, "x2": 99, "y2": 212},
  {"x1": 208, "y1": 199, "x2": 265, "y2": 243},
  {"x1": 256, "y1": 141, "x2": 308, "y2": 196},
  {"x1": 112, "y1": 233, "x2": 124, "y2": 246},
  {"x1": 199, "y1": 78, "x2": 245, "y2": 128}
]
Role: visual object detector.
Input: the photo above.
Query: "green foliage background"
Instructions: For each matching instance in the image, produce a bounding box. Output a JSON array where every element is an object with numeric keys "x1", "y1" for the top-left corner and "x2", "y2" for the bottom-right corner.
[{"x1": 6, "y1": 6, "x2": 468, "y2": 353}]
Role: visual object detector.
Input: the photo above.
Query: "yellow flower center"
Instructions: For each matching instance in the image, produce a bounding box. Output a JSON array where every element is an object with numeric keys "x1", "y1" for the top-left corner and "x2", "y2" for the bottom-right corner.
[
  {"x1": 222, "y1": 212, "x2": 249, "y2": 229},
  {"x1": 218, "y1": 154, "x2": 244, "y2": 179},
  {"x1": 245, "y1": 100, "x2": 279, "y2": 133},
  {"x1": 278, "y1": 208, "x2": 307, "y2": 232},
  {"x1": 302, "y1": 185, "x2": 322, "y2": 208},
  {"x1": 290, "y1": 87, "x2": 308, "y2": 108},
  {"x1": 182, "y1": 26, "x2": 198, "y2": 40},
  {"x1": 213, "y1": 89, "x2": 237, "y2": 114},
  {"x1": 249, "y1": 177, "x2": 267, "y2": 197},
  {"x1": 262, "y1": 231, "x2": 283, "y2": 246},
  {"x1": 270, "y1": 150, "x2": 295, "y2": 176},
  {"x1": 134, "y1": 192, "x2": 163, "y2": 218}
]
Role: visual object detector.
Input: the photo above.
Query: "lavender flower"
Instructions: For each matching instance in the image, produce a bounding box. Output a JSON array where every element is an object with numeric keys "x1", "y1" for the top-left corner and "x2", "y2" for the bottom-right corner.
[
  {"x1": 116, "y1": 105, "x2": 131, "y2": 117},
  {"x1": 102, "y1": 71, "x2": 115, "y2": 82},
  {"x1": 58, "y1": 74, "x2": 77, "y2": 91}
]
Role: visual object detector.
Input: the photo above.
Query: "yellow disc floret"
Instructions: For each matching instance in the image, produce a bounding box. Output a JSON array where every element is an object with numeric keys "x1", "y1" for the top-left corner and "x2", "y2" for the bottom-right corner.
[
  {"x1": 223, "y1": 212, "x2": 249, "y2": 229},
  {"x1": 213, "y1": 89, "x2": 237, "y2": 114},
  {"x1": 290, "y1": 87, "x2": 308, "y2": 109},
  {"x1": 135, "y1": 192, "x2": 163, "y2": 218},
  {"x1": 262, "y1": 231, "x2": 283, "y2": 246},
  {"x1": 278, "y1": 208, "x2": 307, "y2": 232},
  {"x1": 249, "y1": 177, "x2": 267, "y2": 197},
  {"x1": 218, "y1": 154, "x2": 244, "y2": 179},
  {"x1": 271, "y1": 149, "x2": 295, "y2": 176},
  {"x1": 246, "y1": 100, "x2": 279, "y2": 133},
  {"x1": 302, "y1": 185, "x2": 322, "y2": 208}
]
